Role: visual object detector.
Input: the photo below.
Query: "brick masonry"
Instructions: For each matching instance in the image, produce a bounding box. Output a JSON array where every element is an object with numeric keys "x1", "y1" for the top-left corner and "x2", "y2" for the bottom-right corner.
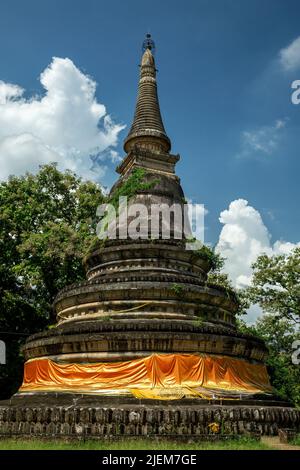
[{"x1": 0, "y1": 404, "x2": 299, "y2": 439}]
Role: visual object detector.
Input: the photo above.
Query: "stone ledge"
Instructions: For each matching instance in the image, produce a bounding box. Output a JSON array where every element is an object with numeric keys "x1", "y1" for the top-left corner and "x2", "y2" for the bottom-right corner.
[
  {"x1": 0, "y1": 404, "x2": 299, "y2": 438},
  {"x1": 24, "y1": 319, "x2": 265, "y2": 345},
  {"x1": 22, "y1": 331, "x2": 268, "y2": 362}
]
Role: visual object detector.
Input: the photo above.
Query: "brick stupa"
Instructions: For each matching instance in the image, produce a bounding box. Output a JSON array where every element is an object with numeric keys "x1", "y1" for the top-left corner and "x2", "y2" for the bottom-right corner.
[{"x1": 0, "y1": 36, "x2": 299, "y2": 439}]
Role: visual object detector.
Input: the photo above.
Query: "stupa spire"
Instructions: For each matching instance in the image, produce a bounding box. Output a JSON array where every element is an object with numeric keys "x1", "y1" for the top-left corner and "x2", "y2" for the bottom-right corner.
[{"x1": 123, "y1": 34, "x2": 171, "y2": 153}]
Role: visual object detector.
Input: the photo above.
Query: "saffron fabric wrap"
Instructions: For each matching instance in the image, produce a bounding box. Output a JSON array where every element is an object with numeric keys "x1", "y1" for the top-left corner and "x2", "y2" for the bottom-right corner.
[{"x1": 19, "y1": 354, "x2": 272, "y2": 400}]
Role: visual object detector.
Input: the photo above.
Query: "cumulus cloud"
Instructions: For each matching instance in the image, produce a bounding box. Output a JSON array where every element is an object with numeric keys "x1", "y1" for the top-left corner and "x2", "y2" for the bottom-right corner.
[
  {"x1": 216, "y1": 199, "x2": 300, "y2": 322},
  {"x1": 0, "y1": 81, "x2": 23, "y2": 104},
  {"x1": 238, "y1": 119, "x2": 287, "y2": 158},
  {"x1": 216, "y1": 199, "x2": 271, "y2": 288},
  {"x1": 279, "y1": 36, "x2": 300, "y2": 71},
  {"x1": 216, "y1": 199, "x2": 299, "y2": 288},
  {"x1": 0, "y1": 57, "x2": 125, "y2": 181}
]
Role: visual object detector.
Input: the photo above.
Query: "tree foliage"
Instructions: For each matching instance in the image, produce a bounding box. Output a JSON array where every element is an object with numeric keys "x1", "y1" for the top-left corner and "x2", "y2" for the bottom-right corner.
[
  {"x1": 247, "y1": 248, "x2": 300, "y2": 324},
  {"x1": 206, "y1": 255, "x2": 250, "y2": 316},
  {"x1": 238, "y1": 315, "x2": 300, "y2": 406},
  {"x1": 237, "y1": 247, "x2": 300, "y2": 405},
  {"x1": 0, "y1": 164, "x2": 104, "y2": 398}
]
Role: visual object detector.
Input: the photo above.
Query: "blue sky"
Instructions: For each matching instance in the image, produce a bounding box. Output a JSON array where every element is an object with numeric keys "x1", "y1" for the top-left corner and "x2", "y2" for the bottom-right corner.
[{"x1": 0, "y1": 0, "x2": 299, "y2": 304}]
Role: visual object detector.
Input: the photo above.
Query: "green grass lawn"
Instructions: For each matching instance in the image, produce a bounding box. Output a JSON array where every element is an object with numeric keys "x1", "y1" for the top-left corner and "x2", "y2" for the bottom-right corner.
[
  {"x1": 0, "y1": 437, "x2": 270, "y2": 450},
  {"x1": 291, "y1": 435, "x2": 300, "y2": 446}
]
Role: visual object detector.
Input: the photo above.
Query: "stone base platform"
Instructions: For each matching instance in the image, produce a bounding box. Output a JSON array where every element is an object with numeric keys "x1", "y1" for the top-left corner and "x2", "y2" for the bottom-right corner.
[{"x1": 0, "y1": 394, "x2": 299, "y2": 439}]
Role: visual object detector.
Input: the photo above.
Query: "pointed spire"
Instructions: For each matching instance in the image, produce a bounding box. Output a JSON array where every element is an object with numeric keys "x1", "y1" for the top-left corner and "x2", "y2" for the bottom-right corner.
[{"x1": 123, "y1": 35, "x2": 171, "y2": 153}]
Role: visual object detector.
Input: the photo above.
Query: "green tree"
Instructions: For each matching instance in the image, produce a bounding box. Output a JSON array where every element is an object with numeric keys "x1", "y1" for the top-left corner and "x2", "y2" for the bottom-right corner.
[
  {"x1": 247, "y1": 248, "x2": 300, "y2": 324},
  {"x1": 0, "y1": 164, "x2": 104, "y2": 398},
  {"x1": 238, "y1": 315, "x2": 300, "y2": 405},
  {"x1": 206, "y1": 253, "x2": 250, "y2": 317},
  {"x1": 237, "y1": 247, "x2": 300, "y2": 405}
]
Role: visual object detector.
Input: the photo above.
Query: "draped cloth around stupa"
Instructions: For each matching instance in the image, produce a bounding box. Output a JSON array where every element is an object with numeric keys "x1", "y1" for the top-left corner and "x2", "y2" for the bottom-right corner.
[{"x1": 20, "y1": 354, "x2": 272, "y2": 399}]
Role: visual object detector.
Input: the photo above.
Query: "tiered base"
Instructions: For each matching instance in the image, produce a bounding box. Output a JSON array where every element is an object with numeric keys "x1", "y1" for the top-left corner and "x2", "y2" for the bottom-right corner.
[
  {"x1": 0, "y1": 395, "x2": 299, "y2": 439},
  {"x1": 5, "y1": 320, "x2": 298, "y2": 439}
]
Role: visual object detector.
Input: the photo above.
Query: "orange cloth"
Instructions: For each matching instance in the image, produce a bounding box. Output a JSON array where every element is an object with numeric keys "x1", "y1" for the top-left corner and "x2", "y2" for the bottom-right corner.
[{"x1": 19, "y1": 354, "x2": 272, "y2": 399}]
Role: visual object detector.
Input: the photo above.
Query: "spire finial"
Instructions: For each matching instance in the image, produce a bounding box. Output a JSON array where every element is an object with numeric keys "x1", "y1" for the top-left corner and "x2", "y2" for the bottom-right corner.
[
  {"x1": 142, "y1": 33, "x2": 156, "y2": 55},
  {"x1": 123, "y1": 35, "x2": 170, "y2": 154}
]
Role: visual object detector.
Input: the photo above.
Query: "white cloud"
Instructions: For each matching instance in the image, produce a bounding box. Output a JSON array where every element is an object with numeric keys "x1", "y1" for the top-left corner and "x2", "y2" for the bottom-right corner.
[
  {"x1": 279, "y1": 36, "x2": 300, "y2": 71},
  {"x1": 216, "y1": 199, "x2": 300, "y2": 322},
  {"x1": 0, "y1": 81, "x2": 24, "y2": 104},
  {"x1": 0, "y1": 57, "x2": 125, "y2": 181},
  {"x1": 216, "y1": 199, "x2": 271, "y2": 288},
  {"x1": 238, "y1": 119, "x2": 287, "y2": 158}
]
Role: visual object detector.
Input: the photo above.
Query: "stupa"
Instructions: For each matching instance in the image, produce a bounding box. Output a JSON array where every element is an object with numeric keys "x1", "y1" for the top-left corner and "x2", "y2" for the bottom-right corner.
[{"x1": 0, "y1": 35, "x2": 299, "y2": 438}]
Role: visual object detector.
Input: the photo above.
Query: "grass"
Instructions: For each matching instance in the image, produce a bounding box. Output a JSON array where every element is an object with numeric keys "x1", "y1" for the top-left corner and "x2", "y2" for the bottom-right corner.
[
  {"x1": 291, "y1": 435, "x2": 300, "y2": 446},
  {"x1": 0, "y1": 437, "x2": 271, "y2": 450}
]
